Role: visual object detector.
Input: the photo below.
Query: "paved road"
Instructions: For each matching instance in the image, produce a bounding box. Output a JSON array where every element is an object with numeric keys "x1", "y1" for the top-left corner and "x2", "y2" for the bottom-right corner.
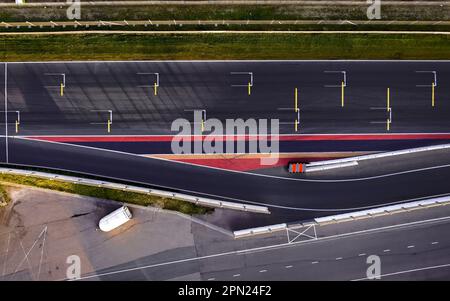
[
  {"x1": 4, "y1": 136, "x2": 450, "y2": 230},
  {"x1": 1, "y1": 61, "x2": 450, "y2": 229},
  {"x1": 1, "y1": 61, "x2": 450, "y2": 135},
  {"x1": 82, "y1": 207, "x2": 450, "y2": 281}
]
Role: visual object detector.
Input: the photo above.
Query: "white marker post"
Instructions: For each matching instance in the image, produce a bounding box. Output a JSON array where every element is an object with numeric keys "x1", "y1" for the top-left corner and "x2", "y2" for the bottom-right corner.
[
  {"x1": 324, "y1": 70, "x2": 347, "y2": 107},
  {"x1": 90, "y1": 110, "x2": 113, "y2": 133},
  {"x1": 231, "y1": 72, "x2": 253, "y2": 96},
  {"x1": 137, "y1": 72, "x2": 159, "y2": 96},
  {"x1": 416, "y1": 71, "x2": 437, "y2": 107},
  {"x1": 45, "y1": 73, "x2": 66, "y2": 96}
]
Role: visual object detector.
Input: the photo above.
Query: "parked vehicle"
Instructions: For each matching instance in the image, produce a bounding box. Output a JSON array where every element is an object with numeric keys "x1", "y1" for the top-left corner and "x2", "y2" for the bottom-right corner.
[
  {"x1": 99, "y1": 206, "x2": 132, "y2": 232},
  {"x1": 288, "y1": 162, "x2": 305, "y2": 173}
]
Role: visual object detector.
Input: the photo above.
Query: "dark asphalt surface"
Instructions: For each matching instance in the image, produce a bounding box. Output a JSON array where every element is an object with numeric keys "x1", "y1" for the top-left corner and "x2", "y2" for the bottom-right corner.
[
  {"x1": 1, "y1": 61, "x2": 450, "y2": 230},
  {"x1": 4, "y1": 136, "x2": 450, "y2": 230},
  {"x1": 1, "y1": 61, "x2": 450, "y2": 135},
  {"x1": 89, "y1": 207, "x2": 450, "y2": 281}
]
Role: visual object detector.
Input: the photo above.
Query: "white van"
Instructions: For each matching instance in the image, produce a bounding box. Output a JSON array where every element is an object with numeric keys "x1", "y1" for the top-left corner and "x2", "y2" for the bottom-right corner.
[{"x1": 99, "y1": 206, "x2": 132, "y2": 232}]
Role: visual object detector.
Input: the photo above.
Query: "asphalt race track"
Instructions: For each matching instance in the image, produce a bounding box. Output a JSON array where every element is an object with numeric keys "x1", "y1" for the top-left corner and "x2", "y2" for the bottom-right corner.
[
  {"x1": 4, "y1": 136, "x2": 450, "y2": 230},
  {"x1": 1, "y1": 61, "x2": 450, "y2": 135},
  {"x1": 1, "y1": 61, "x2": 450, "y2": 229}
]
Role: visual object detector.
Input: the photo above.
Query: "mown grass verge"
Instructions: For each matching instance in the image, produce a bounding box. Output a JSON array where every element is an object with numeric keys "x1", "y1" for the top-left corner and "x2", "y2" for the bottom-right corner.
[
  {"x1": 1, "y1": 32, "x2": 449, "y2": 61},
  {"x1": 0, "y1": 173, "x2": 211, "y2": 215}
]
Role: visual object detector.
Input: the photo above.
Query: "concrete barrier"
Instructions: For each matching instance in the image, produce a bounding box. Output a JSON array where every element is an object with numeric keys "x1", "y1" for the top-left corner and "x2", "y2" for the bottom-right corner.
[
  {"x1": 305, "y1": 161, "x2": 358, "y2": 172},
  {"x1": 0, "y1": 167, "x2": 270, "y2": 214},
  {"x1": 314, "y1": 195, "x2": 450, "y2": 225},
  {"x1": 306, "y1": 143, "x2": 450, "y2": 171},
  {"x1": 233, "y1": 223, "x2": 287, "y2": 238}
]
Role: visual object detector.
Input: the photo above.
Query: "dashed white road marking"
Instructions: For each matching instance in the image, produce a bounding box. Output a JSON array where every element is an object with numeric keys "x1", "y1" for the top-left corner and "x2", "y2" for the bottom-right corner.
[
  {"x1": 383, "y1": 249, "x2": 391, "y2": 253},
  {"x1": 358, "y1": 253, "x2": 366, "y2": 257},
  {"x1": 407, "y1": 245, "x2": 415, "y2": 249},
  {"x1": 71, "y1": 215, "x2": 450, "y2": 281},
  {"x1": 233, "y1": 274, "x2": 241, "y2": 277},
  {"x1": 335, "y1": 257, "x2": 343, "y2": 261},
  {"x1": 311, "y1": 261, "x2": 319, "y2": 264},
  {"x1": 431, "y1": 241, "x2": 439, "y2": 245},
  {"x1": 285, "y1": 265, "x2": 293, "y2": 269},
  {"x1": 207, "y1": 277, "x2": 215, "y2": 281},
  {"x1": 259, "y1": 269, "x2": 267, "y2": 273}
]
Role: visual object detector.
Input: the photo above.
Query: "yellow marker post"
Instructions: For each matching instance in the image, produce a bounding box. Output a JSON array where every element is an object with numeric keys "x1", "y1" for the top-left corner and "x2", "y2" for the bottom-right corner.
[
  {"x1": 295, "y1": 120, "x2": 298, "y2": 132},
  {"x1": 387, "y1": 119, "x2": 390, "y2": 131},
  {"x1": 387, "y1": 88, "x2": 390, "y2": 111},
  {"x1": 60, "y1": 83, "x2": 64, "y2": 96},
  {"x1": 248, "y1": 82, "x2": 251, "y2": 96},
  {"x1": 201, "y1": 120, "x2": 204, "y2": 132},
  {"x1": 107, "y1": 120, "x2": 111, "y2": 133},
  {"x1": 294, "y1": 88, "x2": 298, "y2": 112},
  {"x1": 154, "y1": 82, "x2": 158, "y2": 96},
  {"x1": 15, "y1": 120, "x2": 19, "y2": 133},
  {"x1": 341, "y1": 81, "x2": 345, "y2": 107},
  {"x1": 432, "y1": 82, "x2": 435, "y2": 107}
]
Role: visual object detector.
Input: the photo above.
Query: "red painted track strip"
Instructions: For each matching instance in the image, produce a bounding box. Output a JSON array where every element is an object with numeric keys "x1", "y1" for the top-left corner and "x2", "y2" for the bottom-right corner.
[{"x1": 26, "y1": 133, "x2": 450, "y2": 143}]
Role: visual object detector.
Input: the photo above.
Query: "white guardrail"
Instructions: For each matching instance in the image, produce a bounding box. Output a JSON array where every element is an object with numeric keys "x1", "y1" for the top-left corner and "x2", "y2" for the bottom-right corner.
[
  {"x1": 234, "y1": 195, "x2": 450, "y2": 238},
  {"x1": 0, "y1": 167, "x2": 270, "y2": 214},
  {"x1": 304, "y1": 143, "x2": 450, "y2": 172},
  {"x1": 314, "y1": 195, "x2": 450, "y2": 224}
]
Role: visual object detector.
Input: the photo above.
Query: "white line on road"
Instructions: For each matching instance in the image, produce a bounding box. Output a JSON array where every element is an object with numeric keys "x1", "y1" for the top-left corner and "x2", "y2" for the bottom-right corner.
[
  {"x1": 383, "y1": 249, "x2": 391, "y2": 253},
  {"x1": 352, "y1": 263, "x2": 450, "y2": 281},
  {"x1": 10, "y1": 136, "x2": 450, "y2": 213},
  {"x1": 336, "y1": 257, "x2": 343, "y2": 260},
  {"x1": 311, "y1": 261, "x2": 319, "y2": 264},
  {"x1": 407, "y1": 245, "x2": 415, "y2": 249},
  {"x1": 259, "y1": 270, "x2": 267, "y2": 273},
  {"x1": 431, "y1": 241, "x2": 439, "y2": 245},
  {"x1": 70, "y1": 215, "x2": 450, "y2": 281},
  {"x1": 285, "y1": 265, "x2": 293, "y2": 268},
  {"x1": 233, "y1": 274, "x2": 241, "y2": 277},
  {"x1": 358, "y1": 253, "x2": 366, "y2": 257}
]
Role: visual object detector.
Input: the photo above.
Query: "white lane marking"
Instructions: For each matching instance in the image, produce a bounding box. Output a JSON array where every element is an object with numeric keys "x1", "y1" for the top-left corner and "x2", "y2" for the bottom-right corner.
[
  {"x1": 311, "y1": 261, "x2": 319, "y2": 264},
  {"x1": 358, "y1": 253, "x2": 366, "y2": 257},
  {"x1": 70, "y1": 215, "x2": 450, "y2": 281},
  {"x1": 383, "y1": 249, "x2": 391, "y2": 253},
  {"x1": 431, "y1": 241, "x2": 439, "y2": 245},
  {"x1": 352, "y1": 263, "x2": 450, "y2": 281},
  {"x1": 233, "y1": 274, "x2": 241, "y2": 277},
  {"x1": 11, "y1": 136, "x2": 450, "y2": 213},
  {"x1": 259, "y1": 270, "x2": 267, "y2": 273},
  {"x1": 19, "y1": 132, "x2": 450, "y2": 138},
  {"x1": 407, "y1": 245, "x2": 415, "y2": 249},
  {"x1": 285, "y1": 265, "x2": 293, "y2": 268},
  {"x1": 207, "y1": 278, "x2": 215, "y2": 281},
  {"x1": 336, "y1": 257, "x2": 343, "y2": 260}
]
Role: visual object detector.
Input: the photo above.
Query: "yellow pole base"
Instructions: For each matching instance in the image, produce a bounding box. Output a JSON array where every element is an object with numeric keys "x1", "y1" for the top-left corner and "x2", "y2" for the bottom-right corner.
[{"x1": 432, "y1": 83, "x2": 435, "y2": 107}]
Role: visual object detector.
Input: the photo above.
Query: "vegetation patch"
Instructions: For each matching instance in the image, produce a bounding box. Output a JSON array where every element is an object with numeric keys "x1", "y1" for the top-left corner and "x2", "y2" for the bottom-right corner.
[
  {"x1": 0, "y1": 174, "x2": 211, "y2": 215},
  {"x1": 1, "y1": 33, "x2": 449, "y2": 61}
]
